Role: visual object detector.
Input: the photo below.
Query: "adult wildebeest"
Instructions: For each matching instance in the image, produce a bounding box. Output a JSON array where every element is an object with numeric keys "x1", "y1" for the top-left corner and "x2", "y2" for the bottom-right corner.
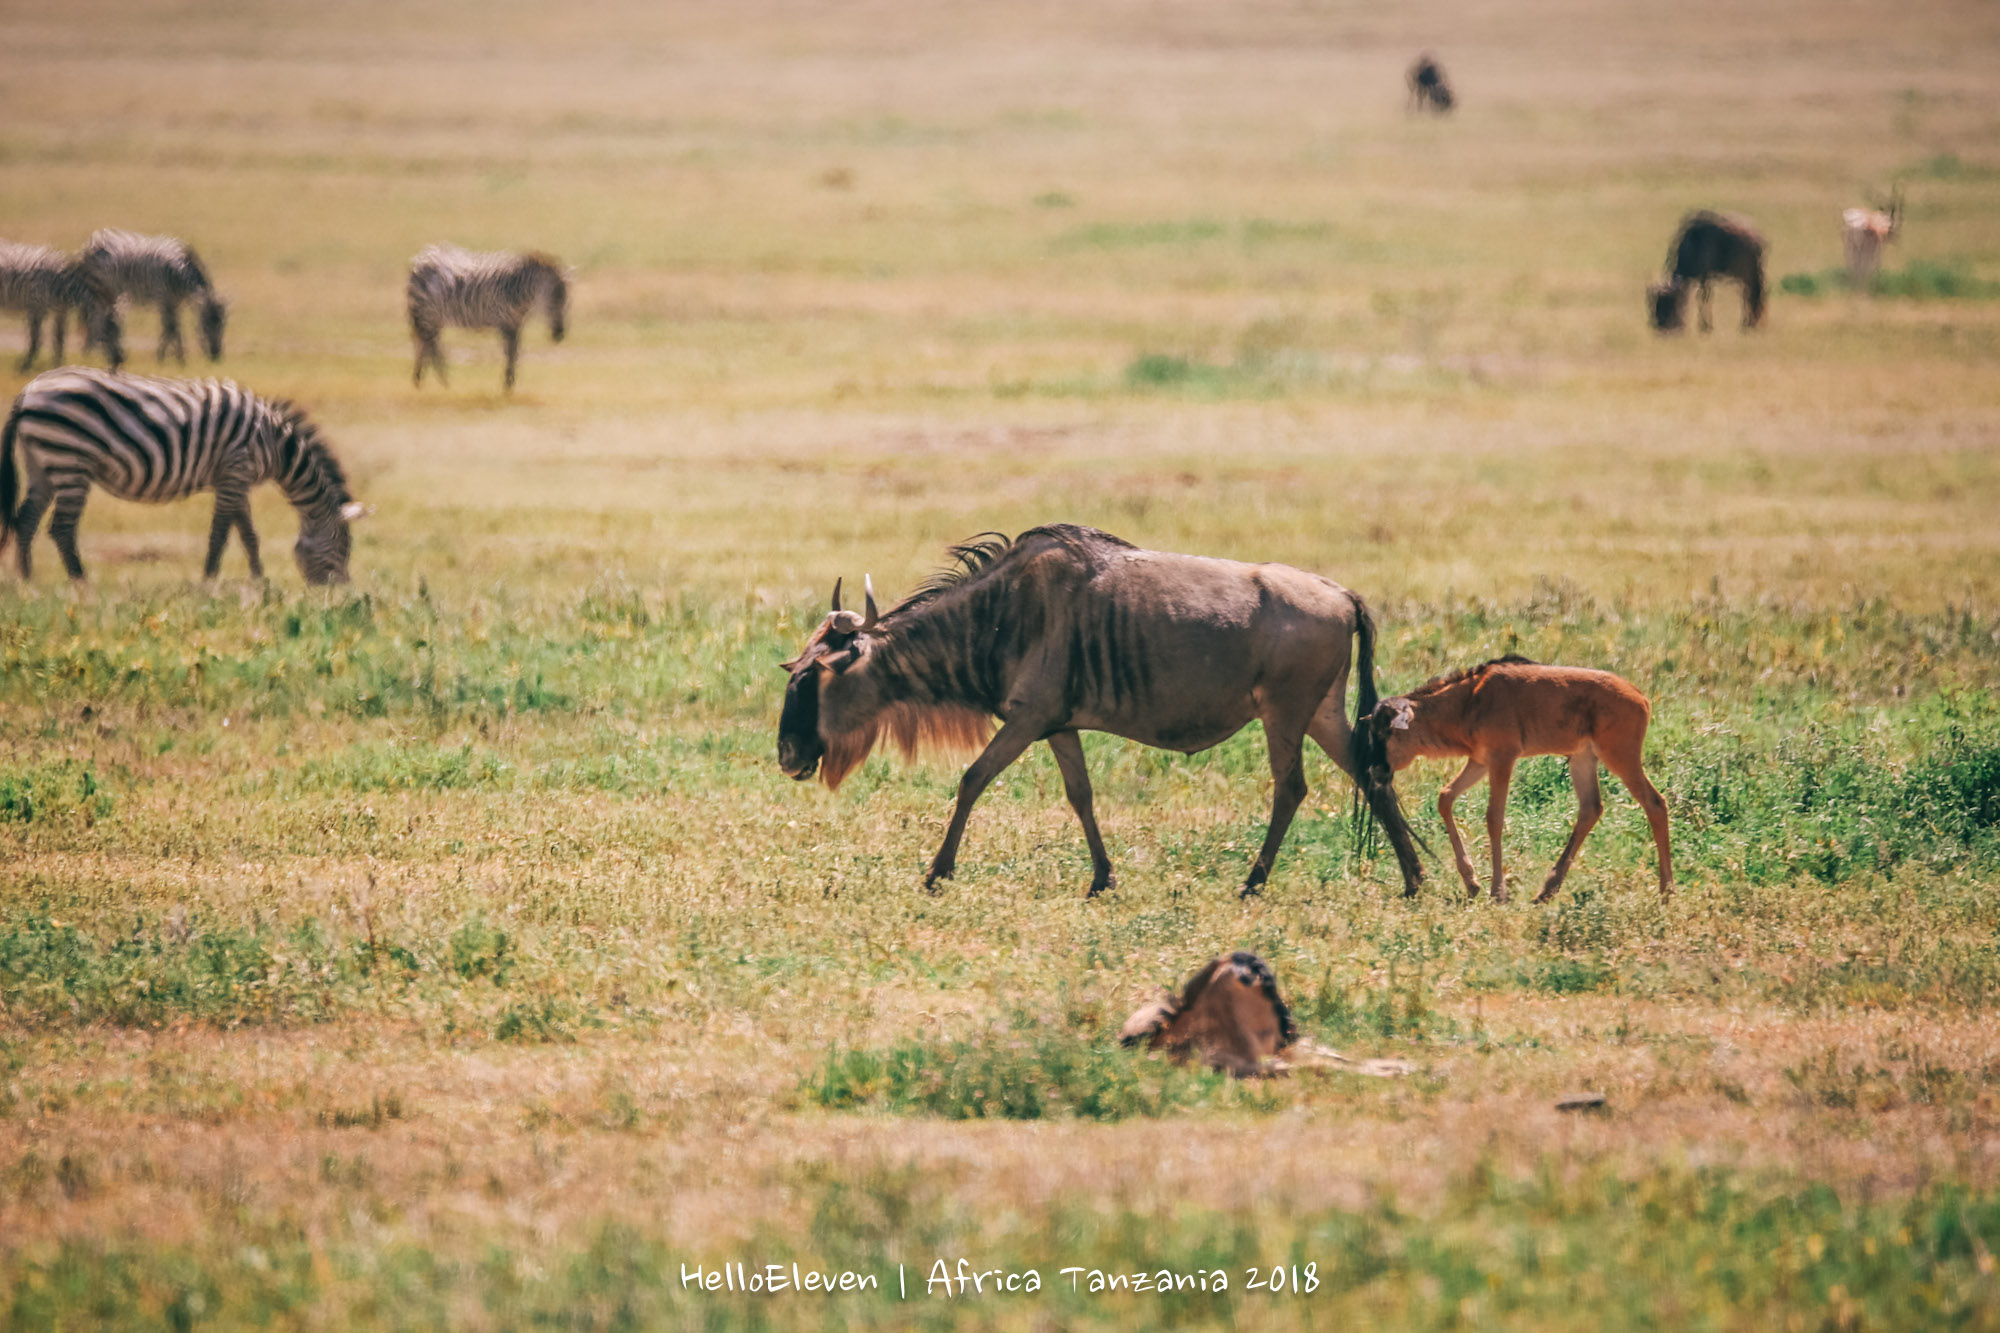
[
  {"x1": 1352, "y1": 656, "x2": 1672, "y2": 903},
  {"x1": 1647, "y1": 210, "x2": 1766, "y2": 333},
  {"x1": 775, "y1": 524, "x2": 1425, "y2": 898},
  {"x1": 1843, "y1": 187, "x2": 1903, "y2": 291},
  {"x1": 1407, "y1": 54, "x2": 1454, "y2": 114}
]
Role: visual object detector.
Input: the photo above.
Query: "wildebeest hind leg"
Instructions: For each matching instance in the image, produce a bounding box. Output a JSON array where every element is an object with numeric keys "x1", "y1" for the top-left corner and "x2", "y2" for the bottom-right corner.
[
  {"x1": 925, "y1": 717, "x2": 1044, "y2": 892},
  {"x1": 1241, "y1": 711, "x2": 1312, "y2": 898},
  {"x1": 1047, "y1": 730, "x2": 1114, "y2": 897}
]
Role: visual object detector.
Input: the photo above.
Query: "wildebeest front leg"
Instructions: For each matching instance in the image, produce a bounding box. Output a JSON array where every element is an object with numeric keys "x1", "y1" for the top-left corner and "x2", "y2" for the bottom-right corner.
[
  {"x1": 1436, "y1": 759, "x2": 1488, "y2": 896},
  {"x1": 1537, "y1": 751, "x2": 1603, "y2": 903},
  {"x1": 925, "y1": 718, "x2": 1045, "y2": 892},
  {"x1": 1697, "y1": 279, "x2": 1713, "y2": 333},
  {"x1": 1046, "y1": 730, "x2": 1114, "y2": 897}
]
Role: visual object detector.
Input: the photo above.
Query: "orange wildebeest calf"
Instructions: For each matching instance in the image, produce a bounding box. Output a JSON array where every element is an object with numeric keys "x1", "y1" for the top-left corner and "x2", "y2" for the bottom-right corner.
[{"x1": 1354, "y1": 656, "x2": 1673, "y2": 903}]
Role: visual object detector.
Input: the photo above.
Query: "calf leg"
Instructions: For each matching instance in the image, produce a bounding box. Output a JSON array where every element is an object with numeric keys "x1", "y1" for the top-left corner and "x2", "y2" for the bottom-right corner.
[
  {"x1": 1484, "y1": 753, "x2": 1516, "y2": 903},
  {"x1": 926, "y1": 717, "x2": 1046, "y2": 891},
  {"x1": 1537, "y1": 750, "x2": 1603, "y2": 903},
  {"x1": 1600, "y1": 744, "x2": 1674, "y2": 899},
  {"x1": 1436, "y1": 759, "x2": 1488, "y2": 896},
  {"x1": 1047, "y1": 730, "x2": 1114, "y2": 897},
  {"x1": 45, "y1": 484, "x2": 92, "y2": 581}
]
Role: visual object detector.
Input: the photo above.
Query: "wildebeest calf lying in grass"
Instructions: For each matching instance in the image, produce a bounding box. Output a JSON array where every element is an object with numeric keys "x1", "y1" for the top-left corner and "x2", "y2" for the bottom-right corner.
[
  {"x1": 1354, "y1": 656, "x2": 1673, "y2": 903},
  {"x1": 1120, "y1": 951, "x2": 1296, "y2": 1077}
]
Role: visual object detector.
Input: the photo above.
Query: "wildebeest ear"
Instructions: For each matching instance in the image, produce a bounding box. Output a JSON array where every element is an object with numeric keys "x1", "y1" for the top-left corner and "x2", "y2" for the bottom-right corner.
[{"x1": 827, "y1": 641, "x2": 866, "y2": 674}]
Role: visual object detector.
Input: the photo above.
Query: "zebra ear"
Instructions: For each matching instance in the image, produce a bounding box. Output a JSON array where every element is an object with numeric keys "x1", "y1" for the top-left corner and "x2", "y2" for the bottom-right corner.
[{"x1": 340, "y1": 502, "x2": 368, "y2": 522}]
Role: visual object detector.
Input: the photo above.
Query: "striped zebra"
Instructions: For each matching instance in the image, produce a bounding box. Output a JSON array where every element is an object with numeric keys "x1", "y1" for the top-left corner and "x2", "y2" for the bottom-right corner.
[
  {"x1": 2, "y1": 368, "x2": 364, "y2": 584},
  {"x1": 79, "y1": 229, "x2": 228, "y2": 365},
  {"x1": 406, "y1": 244, "x2": 568, "y2": 390},
  {"x1": 0, "y1": 240, "x2": 124, "y2": 372}
]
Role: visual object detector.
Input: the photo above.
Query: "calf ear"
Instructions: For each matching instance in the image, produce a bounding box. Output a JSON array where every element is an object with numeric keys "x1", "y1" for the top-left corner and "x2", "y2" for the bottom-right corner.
[{"x1": 1384, "y1": 698, "x2": 1415, "y2": 731}]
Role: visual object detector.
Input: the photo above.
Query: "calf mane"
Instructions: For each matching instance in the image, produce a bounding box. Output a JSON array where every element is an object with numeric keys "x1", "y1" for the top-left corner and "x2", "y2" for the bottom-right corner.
[{"x1": 1406, "y1": 653, "x2": 1539, "y2": 697}]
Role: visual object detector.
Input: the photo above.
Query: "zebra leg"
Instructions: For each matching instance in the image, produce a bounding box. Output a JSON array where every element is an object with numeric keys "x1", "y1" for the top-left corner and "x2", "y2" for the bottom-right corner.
[
  {"x1": 53, "y1": 308, "x2": 68, "y2": 364},
  {"x1": 234, "y1": 510, "x2": 264, "y2": 580},
  {"x1": 12, "y1": 482, "x2": 53, "y2": 579},
  {"x1": 159, "y1": 301, "x2": 184, "y2": 364},
  {"x1": 45, "y1": 484, "x2": 92, "y2": 582},
  {"x1": 203, "y1": 494, "x2": 240, "y2": 580},
  {"x1": 500, "y1": 324, "x2": 520, "y2": 390},
  {"x1": 18, "y1": 312, "x2": 42, "y2": 371}
]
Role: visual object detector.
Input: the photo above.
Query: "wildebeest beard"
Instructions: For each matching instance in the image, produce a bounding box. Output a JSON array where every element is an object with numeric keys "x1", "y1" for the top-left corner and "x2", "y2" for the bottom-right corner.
[{"x1": 818, "y1": 699, "x2": 993, "y2": 792}]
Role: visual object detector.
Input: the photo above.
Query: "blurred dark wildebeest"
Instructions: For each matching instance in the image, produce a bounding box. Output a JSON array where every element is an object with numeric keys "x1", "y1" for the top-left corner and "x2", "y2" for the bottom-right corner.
[
  {"x1": 1648, "y1": 210, "x2": 1766, "y2": 333},
  {"x1": 1407, "y1": 53, "x2": 1454, "y2": 114},
  {"x1": 775, "y1": 524, "x2": 1425, "y2": 899}
]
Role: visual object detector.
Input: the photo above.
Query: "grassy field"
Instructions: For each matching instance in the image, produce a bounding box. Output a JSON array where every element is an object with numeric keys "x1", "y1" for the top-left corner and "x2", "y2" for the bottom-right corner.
[{"x1": 4, "y1": 1, "x2": 2000, "y2": 1327}]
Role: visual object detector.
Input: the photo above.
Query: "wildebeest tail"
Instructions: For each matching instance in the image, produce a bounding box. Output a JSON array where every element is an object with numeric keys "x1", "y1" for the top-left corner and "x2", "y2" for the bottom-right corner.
[
  {"x1": 1347, "y1": 592, "x2": 1427, "y2": 895},
  {"x1": 0, "y1": 399, "x2": 20, "y2": 558}
]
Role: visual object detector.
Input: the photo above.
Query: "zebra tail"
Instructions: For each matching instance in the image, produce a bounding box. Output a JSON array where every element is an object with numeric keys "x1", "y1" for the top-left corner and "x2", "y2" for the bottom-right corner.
[{"x1": 0, "y1": 400, "x2": 19, "y2": 558}]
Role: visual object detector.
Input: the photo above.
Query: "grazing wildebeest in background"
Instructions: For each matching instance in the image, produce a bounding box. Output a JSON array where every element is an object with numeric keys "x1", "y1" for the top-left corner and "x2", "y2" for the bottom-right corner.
[
  {"x1": 0, "y1": 241, "x2": 124, "y2": 372},
  {"x1": 1120, "y1": 951, "x2": 1296, "y2": 1077},
  {"x1": 1843, "y1": 187, "x2": 1903, "y2": 291},
  {"x1": 1407, "y1": 53, "x2": 1454, "y2": 114},
  {"x1": 407, "y1": 244, "x2": 568, "y2": 391},
  {"x1": 775, "y1": 524, "x2": 1426, "y2": 899},
  {"x1": 80, "y1": 229, "x2": 228, "y2": 364},
  {"x1": 2, "y1": 368, "x2": 364, "y2": 584},
  {"x1": 1647, "y1": 210, "x2": 1766, "y2": 333},
  {"x1": 1352, "y1": 656, "x2": 1672, "y2": 903}
]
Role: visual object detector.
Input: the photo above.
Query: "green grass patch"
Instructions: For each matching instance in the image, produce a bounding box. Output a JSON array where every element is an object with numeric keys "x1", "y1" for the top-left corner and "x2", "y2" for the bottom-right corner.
[{"x1": 1780, "y1": 261, "x2": 2000, "y2": 300}]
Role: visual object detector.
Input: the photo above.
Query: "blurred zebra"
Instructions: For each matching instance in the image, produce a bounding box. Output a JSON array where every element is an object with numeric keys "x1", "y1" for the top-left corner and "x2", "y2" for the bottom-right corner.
[
  {"x1": 406, "y1": 244, "x2": 568, "y2": 390},
  {"x1": 0, "y1": 240, "x2": 124, "y2": 372},
  {"x1": 1, "y1": 368, "x2": 364, "y2": 584},
  {"x1": 80, "y1": 229, "x2": 228, "y2": 364}
]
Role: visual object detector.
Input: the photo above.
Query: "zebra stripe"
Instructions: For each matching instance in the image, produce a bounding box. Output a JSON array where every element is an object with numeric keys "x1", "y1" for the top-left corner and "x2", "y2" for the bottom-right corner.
[
  {"x1": 0, "y1": 240, "x2": 124, "y2": 371},
  {"x1": 80, "y1": 229, "x2": 227, "y2": 363},
  {"x1": 2, "y1": 368, "x2": 358, "y2": 584},
  {"x1": 407, "y1": 243, "x2": 567, "y2": 390}
]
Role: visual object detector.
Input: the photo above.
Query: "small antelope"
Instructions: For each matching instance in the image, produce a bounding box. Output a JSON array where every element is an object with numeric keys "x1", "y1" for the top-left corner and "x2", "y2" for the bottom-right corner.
[
  {"x1": 1842, "y1": 187, "x2": 1903, "y2": 290},
  {"x1": 1355, "y1": 656, "x2": 1672, "y2": 903}
]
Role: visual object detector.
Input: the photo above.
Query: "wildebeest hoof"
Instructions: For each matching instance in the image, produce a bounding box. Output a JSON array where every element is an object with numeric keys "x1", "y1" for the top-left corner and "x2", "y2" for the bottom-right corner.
[
  {"x1": 1237, "y1": 881, "x2": 1263, "y2": 900},
  {"x1": 923, "y1": 867, "x2": 952, "y2": 894},
  {"x1": 1085, "y1": 874, "x2": 1115, "y2": 899}
]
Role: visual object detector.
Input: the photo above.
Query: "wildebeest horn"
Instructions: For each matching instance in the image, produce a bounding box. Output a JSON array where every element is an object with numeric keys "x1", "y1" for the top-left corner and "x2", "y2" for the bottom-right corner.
[
  {"x1": 830, "y1": 577, "x2": 843, "y2": 613},
  {"x1": 863, "y1": 575, "x2": 879, "y2": 630}
]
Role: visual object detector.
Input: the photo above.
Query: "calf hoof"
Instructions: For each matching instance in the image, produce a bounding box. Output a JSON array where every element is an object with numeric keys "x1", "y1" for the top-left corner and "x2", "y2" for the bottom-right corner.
[{"x1": 1533, "y1": 885, "x2": 1561, "y2": 905}]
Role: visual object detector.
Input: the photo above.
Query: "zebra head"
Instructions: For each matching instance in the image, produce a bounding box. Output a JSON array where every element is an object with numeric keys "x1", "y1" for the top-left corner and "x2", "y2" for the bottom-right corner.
[
  {"x1": 199, "y1": 294, "x2": 227, "y2": 360},
  {"x1": 294, "y1": 503, "x2": 362, "y2": 585}
]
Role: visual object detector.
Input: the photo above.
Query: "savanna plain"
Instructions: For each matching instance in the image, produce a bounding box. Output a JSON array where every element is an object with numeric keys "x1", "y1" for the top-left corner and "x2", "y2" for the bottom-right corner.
[{"x1": 3, "y1": 1, "x2": 2000, "y2": 1328}]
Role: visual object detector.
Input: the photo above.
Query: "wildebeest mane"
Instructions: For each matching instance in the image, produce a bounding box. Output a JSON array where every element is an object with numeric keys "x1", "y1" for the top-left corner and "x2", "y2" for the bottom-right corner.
[{"x1": 887, "y1": 524, "x2": 1135, "y2": 621}]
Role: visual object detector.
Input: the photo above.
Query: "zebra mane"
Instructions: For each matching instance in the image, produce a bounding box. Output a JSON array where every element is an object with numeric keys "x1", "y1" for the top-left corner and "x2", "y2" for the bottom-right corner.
[
  {"x1": 271, "y1": 399, "x2": 351, "y2": 503},
  {"x1": 180, "y1": 246, "x2": 213, "y2": 292}
]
